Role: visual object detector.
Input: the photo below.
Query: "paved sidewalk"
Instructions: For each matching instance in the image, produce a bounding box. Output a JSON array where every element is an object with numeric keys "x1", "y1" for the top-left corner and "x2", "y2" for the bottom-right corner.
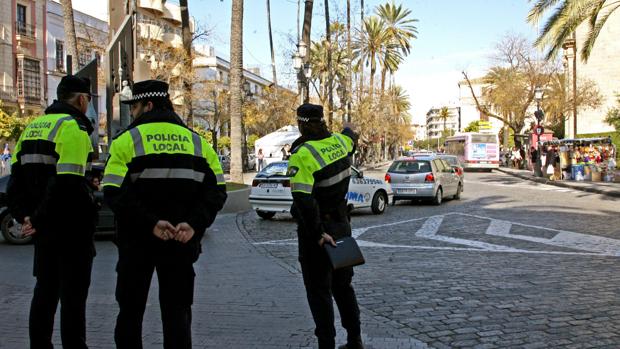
[
  {"x1": 0, "y1": 213, "x2": 427, "y2": 348},
  {"x1": 497, "y1": 167, "x2": 620, "y2": 198}
]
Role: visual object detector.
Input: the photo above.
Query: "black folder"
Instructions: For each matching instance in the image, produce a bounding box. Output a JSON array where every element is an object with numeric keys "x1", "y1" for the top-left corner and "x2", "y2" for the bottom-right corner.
[{"x1": 324, "y1": 236, "x2": 365, "y2": 270}]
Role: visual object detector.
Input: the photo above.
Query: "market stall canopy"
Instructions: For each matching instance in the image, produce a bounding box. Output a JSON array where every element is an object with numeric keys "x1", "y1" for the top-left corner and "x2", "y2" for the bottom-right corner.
[
  {"x1": 254, "y1": 125, "x2": 301, "y2": 158},
  {"x1": 540, "y1": 137, "x2": 613, "y2": 146}
]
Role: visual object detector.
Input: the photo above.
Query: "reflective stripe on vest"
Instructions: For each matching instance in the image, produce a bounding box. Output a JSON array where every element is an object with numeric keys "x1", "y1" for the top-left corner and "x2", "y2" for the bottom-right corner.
[
  {"x1": 103, "y1": 173, "x2": 124, "y2": 186},
  {"x1": 215, "y1": 174, "x2": 225, "y2": 183},
  {"x1": 291, "y1": 182, "x2": 313, "y2": 193},
  {"x1": 47, "y1": 116, "x2": 73, "y2": 141},
  {"x1": 315, "y1": 167, "x2": 351, "y2": 188},
  {"x1": 333, "y1": 134, "x2": 348, "y2": 153},
  {"x1": 130, "y1": 168, "x2": 205, "y2": 183},
  {"x1": 130, "y1": 127, "x2": 145, "y2": 156},
  {"x1": 57, "y1": 163, "x2": 85, "y2": 174},
  {"x1": 192, "y1": 132, "x2": 202, "y2": 157},
  {"x1": 301, "y1": 143, "x2": 327, "y2": 167},
  {"x1": 20, "y1": 154, "x2": 57, "y2": 166}
]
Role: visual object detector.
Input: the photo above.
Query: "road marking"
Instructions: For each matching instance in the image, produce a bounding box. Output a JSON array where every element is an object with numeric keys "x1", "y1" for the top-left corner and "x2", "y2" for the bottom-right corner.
[
  {"x1": 253, "y1": 212, "x2": 620, "y2": 257},
  {"x1": 464, "y1": 180, "x2": 580, "y2": 194}
]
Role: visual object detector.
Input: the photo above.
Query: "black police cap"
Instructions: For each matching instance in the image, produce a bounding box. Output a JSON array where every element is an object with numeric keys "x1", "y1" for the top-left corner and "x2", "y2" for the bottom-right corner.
[
  {"x1": 57, "y1": 75, "x2": 91, "y2": 97},
  {"x1": 121, "y1": 80, "x2": 170, "y2": 104},
  {"x1": 296, "y1": 103, "x2": 324, "y2": 123}
]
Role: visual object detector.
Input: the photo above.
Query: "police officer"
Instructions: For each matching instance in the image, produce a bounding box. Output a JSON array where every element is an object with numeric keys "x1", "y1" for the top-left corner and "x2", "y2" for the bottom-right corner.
[
  {"x1": 7, "y1": 75, "x2": 97, "y2": 348},
  {"x1": 287, "y1": 104, "x2": 364, "y2": 349},
  {"x1": 102, "y1": 80, "x2": 227, "y2": 349}
]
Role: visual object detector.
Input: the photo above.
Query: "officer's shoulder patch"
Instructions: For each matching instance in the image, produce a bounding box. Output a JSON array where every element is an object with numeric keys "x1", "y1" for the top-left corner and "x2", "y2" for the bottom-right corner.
[{"x1": 286, "y1": 166, "x2": 299, "y2": 177}]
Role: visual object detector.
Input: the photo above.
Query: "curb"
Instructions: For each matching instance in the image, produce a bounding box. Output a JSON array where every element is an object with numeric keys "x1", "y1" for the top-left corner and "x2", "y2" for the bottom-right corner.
[{"x1": 496, "y1": 168, "x2": 620, "y2": 198}]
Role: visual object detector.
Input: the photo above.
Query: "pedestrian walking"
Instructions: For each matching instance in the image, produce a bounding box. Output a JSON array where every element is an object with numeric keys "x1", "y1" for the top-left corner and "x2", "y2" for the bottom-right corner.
[
  {"x1": 287, "y1": 104, "x2": 364, "y2": 349},
  {"x1": 102, "y1": 80, "x2": 227, "y2": 349},
  {"x1": 7, "y1": 75, "x2": 97, "y2": 348},
  {"x1": 1, "y1": 144, "x2": 11, "y2": 175},
  {"x1": 257, "y1": 148, "x2": 264, "y2": 172}
]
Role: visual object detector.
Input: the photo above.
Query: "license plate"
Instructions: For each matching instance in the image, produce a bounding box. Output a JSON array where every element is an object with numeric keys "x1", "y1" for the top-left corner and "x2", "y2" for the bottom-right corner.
[
  {"x1": 479, "y1": 161, "x2": 488, "y2": 164},
  {"x1": 398, "y1": 188, "x2": 417, "y2": 194},
  {"x1": 260, "y1": 183, "x2": 278, "y2": 188}
]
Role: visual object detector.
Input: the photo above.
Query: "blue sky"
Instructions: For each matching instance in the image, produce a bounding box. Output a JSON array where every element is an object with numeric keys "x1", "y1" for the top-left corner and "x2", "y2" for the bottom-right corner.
[
  {"x1": 75, "y1": 0, "x2": 542, "y2": 123},
  {"x1": 189, "y1": 0, "x2": 540, "y2": 123}
]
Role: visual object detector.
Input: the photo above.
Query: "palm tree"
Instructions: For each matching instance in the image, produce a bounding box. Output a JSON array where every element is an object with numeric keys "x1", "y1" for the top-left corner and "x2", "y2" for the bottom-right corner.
[
  {"x1": 266, "y1": 0, "x2": 277, "y2": 85},
  {"x1": 438, "y1": 107, "x2": 452, "y2": 137},
  {"x1": 354, "y1": 16, "x2": 389, "y2": 98},
  {"x1": 528, "y1": 0, "x2": 620, "y2": 61},
  {"x1": 346, "y1": 0, "x2": 352, "y2": 122},
  {"x1": 179, "y1": 0, "x2": 193, "y2": 125},
  {"x1": 376, "y1": 1, "x2": 417, "y2": 94},
  {"x1": 324, "y1": 0, "x2": 334, "y2": 127},
  {"x1": 229, "y1": 0, "x2": 244, "y2": 183},
  {"x1": 60, "y1": 0, "x2": 78, "y2": 73},
  {"x1": 301, "y1": 0, "x2": 314, "y2": 103}
]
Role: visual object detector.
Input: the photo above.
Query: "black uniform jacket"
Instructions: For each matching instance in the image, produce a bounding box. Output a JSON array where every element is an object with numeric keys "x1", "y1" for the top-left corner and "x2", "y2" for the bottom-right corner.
[
  {"x1": 7, "y1": 101, "x2": 96, "y2": 245},
  {"x1": 291, "y1": 127, "x2": 359, "y2": 242},
  {"x1": 104, "y1": 110, "x2": 227, "y2": 261}
]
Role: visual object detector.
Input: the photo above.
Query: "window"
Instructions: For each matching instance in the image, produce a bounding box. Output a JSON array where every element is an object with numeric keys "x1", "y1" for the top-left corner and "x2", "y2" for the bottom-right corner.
[
  {"x1": 16, "y1": 4, "x2": 26, "y2": 27},
  {"x1": 388, "y1": 160, "x2": 431, "y2": 174},
  {"x1": 16, "y1": 57, "x2": 41, "y2": 103},
  {"x1": 55, "y1": 40, "x2": 64, "y2": 71},
  {"x1": 78, "y1": 48, "x2": 93, "y2": 68}
]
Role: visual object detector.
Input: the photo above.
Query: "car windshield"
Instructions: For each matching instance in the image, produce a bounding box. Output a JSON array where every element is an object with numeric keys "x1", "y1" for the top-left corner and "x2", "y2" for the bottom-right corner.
[
  {"x1": 440, "y1": 156, "x2": 458, "y2": 165},
  {"x1": 389, "y1": 160, "x2": 432, "y2": 174},
  {"x1": 260, "y1": 162, "x2": 289, "y2": 176}
]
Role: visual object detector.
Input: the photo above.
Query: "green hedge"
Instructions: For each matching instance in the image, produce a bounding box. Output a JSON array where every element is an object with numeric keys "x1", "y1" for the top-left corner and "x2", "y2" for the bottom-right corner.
[{"x1": 576, "y1": 131, "x2": 620, "y2": 159}]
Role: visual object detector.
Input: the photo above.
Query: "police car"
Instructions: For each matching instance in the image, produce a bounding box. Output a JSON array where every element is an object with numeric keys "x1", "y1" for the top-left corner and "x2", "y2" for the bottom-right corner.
[{"x1": 249, "y1": 161, "x2": 393, "y2": 219}]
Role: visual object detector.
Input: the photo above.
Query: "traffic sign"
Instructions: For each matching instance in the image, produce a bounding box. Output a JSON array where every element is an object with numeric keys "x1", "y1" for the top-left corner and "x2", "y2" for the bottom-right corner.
[{"x1": 535, "y1": 125, "x2": 544, "y2": 136}]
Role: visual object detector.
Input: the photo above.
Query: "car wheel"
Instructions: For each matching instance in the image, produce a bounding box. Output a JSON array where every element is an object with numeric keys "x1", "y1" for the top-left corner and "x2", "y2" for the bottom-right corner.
[
  {"x1": 453, "y1": 183, "x2": 462, "y2": 200},
  {"x1": 1, "y1": 213, "x2": 31, "y2": 245},
  {"x1": 371, "y1": 191, "x2": 388, "y2": 215},
  {"x1": 432, "y1": 187, "x2": 443, "y2": 206},
  {"x1": 256, "y1": 210, "x2": 276, "y2": 220}
]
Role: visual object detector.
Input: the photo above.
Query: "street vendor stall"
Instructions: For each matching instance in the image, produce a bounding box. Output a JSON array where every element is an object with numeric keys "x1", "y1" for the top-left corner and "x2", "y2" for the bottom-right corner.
[{"x1": 539, "y1": 137, "x2": 616, "y2": 182}]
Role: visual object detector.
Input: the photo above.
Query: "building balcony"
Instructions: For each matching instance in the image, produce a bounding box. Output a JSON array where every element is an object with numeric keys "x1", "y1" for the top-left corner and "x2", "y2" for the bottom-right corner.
[
  {"x1": 137, "y1": 22, "x2": 164, "y2": 42},
  {"x1": 15, "y1": 22, "x2": 36, "y2": 43},
  {"x1": 138, "y1": 0, "x2": 164, "y2": 13}
]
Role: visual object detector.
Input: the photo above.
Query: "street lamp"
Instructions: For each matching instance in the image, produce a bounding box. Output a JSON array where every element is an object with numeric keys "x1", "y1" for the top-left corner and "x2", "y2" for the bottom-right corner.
[{"x1": 534, "y1": 86, "x2": 545, "y2": 177}]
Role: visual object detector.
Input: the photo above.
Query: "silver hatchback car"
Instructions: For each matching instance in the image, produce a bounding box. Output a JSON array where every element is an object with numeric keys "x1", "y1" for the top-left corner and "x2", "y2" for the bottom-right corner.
[{"x1": 386, "y1": 156, "x2": 463, "y2": 205}]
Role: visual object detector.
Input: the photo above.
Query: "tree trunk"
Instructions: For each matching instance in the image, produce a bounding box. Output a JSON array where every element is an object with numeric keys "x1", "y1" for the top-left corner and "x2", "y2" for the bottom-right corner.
[
  {"x1": 301, "y1": 0, "x2": 314, "y2": 104},
  {"x1": 60, "y1": 0, "x2": 78, "y2": 73},
  {"x1": 266, "y1": 0, "x2": 277, "y2": 86},
  {"x1": 179, "y1": 0, "x2": 193, "y2": 126},
  {"x1": 346, "y1": 0, "x2": 352, "y2": 122},
  {"x1": 369, "y1": 53, "x2": 376, "y2": 98},
  {"x1": 325, "y1": 0, "x2": 333, "y2": 128},
  {"x1": 229, "y1": 0, "x2": 244, "y2": 183},
  {"x1": 358, "y1": 0, "x2": 364, "y2": 101},
  {"x1": 380, "y1": 66, "x2": 387, "y2": 95}
]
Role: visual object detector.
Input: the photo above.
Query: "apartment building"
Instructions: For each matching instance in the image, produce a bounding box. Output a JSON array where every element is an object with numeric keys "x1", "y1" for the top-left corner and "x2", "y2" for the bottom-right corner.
[
  {"x1": 564, "y1": 9, "x2": 620, "y2": 137},
  {"x1": 426, "y1": 106, "x2": 459, "y2": 139},
  {"x1": 0, "y1": 0, "x2": 47, "y2": 115},
  {"x1": 193, "y1": 45, "x2": 274, "y2": 131},
  {"x1": 46, "y1": 0, "x2": 108, "y2": 119}
]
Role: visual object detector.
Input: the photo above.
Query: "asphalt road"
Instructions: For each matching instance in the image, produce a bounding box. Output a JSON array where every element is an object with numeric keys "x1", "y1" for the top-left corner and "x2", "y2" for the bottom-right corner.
[
  {"x1": 2, "y1": 169, "x2": 620, "y2": 348},
  {"x1": 242, "y1": 168, "x2": 620, "y2": 348}
]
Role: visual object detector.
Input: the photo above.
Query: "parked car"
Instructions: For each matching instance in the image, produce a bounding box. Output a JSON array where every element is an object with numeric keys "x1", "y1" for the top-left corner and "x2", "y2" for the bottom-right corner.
[
  {"x1": 249, "y1": 161, "x2": 393, "y2": 219},
  {"x1": 386, "y1": 155, "x2": 462, "y2": 206},
  {"x1": 437, "y1": 154, "x2": 465, "y2": 189},
  {"x1": 0, "y1": 164, "x2": 115, "y2": 245}
]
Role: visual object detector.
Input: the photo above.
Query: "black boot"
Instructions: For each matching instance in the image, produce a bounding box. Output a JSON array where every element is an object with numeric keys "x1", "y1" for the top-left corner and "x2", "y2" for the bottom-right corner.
[{"x1": 337, "y1": 338, "x2": 364, "y2": 349}]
